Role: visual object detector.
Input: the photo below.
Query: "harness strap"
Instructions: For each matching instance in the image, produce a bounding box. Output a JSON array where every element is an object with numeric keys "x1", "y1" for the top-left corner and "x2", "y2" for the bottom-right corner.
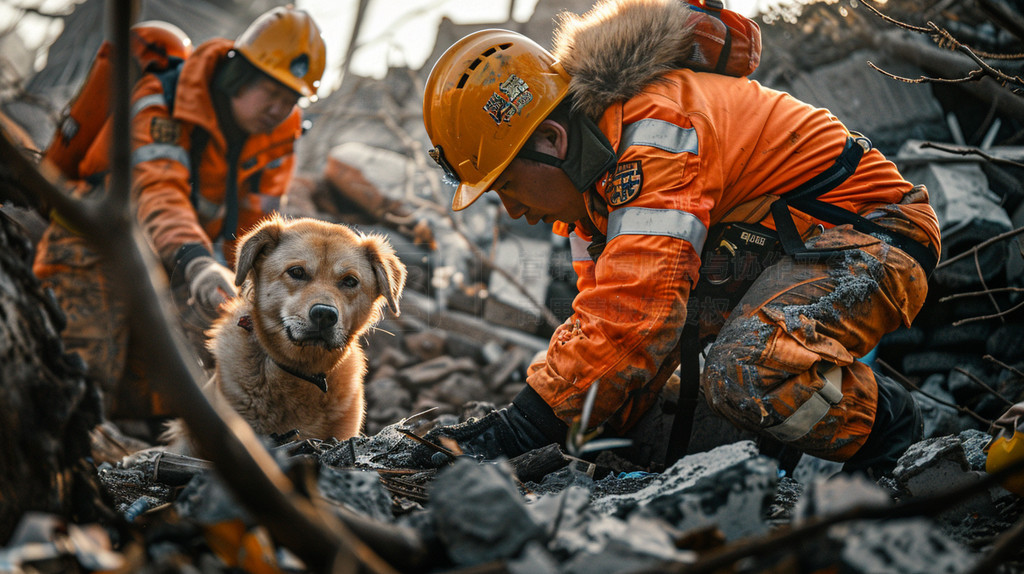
[
  {"x1": 237, "y1": 316, "x2": 328, "y2": 393},
  {"x1": 772, "y1": 137, "x2": 937, "y2": 276}
]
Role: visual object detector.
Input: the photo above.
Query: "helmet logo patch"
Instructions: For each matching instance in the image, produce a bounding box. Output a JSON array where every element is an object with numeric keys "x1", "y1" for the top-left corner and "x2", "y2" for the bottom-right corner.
[
  {"x1": 483, "y1": 74, "x2": 533, "y2": 125},
  {"x1": 606, "y1": 161, "x2": 644, "y2": 206},
  {"x1": 289, "y1": 54, "x2": 309, "y2": 79}
]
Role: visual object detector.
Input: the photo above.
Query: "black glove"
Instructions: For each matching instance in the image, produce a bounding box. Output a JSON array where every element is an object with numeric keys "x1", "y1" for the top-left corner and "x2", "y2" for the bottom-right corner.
[{"x1": 424, "y1": 403, "x2": 551, "y2": 461}]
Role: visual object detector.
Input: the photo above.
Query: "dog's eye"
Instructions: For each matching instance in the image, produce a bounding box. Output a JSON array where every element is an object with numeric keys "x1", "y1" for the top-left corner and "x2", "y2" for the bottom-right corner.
[
  {"x1": 340, "y1": 276, "x2": 359, "y2": 288},
  {"x1": 287, "y1": 266, "x2": 307, "y2": 280}
]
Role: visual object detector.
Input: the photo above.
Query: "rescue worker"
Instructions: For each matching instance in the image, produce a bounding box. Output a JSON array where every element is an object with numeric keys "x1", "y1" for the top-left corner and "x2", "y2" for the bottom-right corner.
[
  {"x1": 33, "y1": 8, "x2": 326, "y2": 420},
  {"x1": 420, "y1": 0, "x2": 940, "y2": 477}
]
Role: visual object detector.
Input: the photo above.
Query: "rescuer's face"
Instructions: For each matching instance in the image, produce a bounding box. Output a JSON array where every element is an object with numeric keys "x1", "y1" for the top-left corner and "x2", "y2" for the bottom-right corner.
[
  {"x1": 231, "y1": 77, "x2": 299, "y2": 134},
  {"x1": 489, "y1": 120, "x2": 588, "y2": 226}
]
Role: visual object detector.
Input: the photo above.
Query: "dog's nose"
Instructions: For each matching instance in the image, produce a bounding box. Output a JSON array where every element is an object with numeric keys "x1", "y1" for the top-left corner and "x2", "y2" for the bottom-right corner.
[{"x1": 309, "y1": 304, "x2": 339, "y2": 329}]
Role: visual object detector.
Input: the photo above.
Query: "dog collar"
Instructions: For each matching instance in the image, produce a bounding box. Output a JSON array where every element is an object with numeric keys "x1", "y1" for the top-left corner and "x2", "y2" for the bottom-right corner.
[{"x1": 238, "y1": 315, "x2": 329, "y2": 393}]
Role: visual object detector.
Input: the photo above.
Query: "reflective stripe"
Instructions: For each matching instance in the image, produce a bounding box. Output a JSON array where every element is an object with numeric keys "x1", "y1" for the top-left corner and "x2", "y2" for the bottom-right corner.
[
  {"x1": 267, "y1": 156, "x2": 285, "y2": 169},
  {"x1": 256, "y1": 193, "x2": 281, "y2": 213},
  {"x1": 569, "y1": 231, "x2": 592, "y2": 262},
  {"x1": 131, "y1": 143, "x2": 189, "y2": 168},
  {"x1": 130, "y1": 94, "x2": 167, "y2": 120},
  {"x1": 766, "y1": 365, "x2": 844, "y2": 442},
  {"x1": 195, "y1": 195, "x2": 222, "y2": 222},
  {"x1": 606, "y1": 207, "x2": 708, "y2": 254},
  {"x1": 620, "y1": 119, "x2": 699, "y2": 157}
]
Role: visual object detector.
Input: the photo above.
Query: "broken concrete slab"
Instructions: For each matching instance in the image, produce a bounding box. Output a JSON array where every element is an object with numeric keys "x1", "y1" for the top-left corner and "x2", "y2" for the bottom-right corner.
[
  {"x1": 317, "y1": 467, "x2": 394, "y2": 523},
  {"x1": 894, "y1": 435, "x2": 971, "y2": 496},
  {"x1": 836, "y1": 518, "x2": 974, "y2": 574},
  {"x1": 636, "y1": 454, "x2": 779, "y2": 541},
  {"x1": 794, "y1": 473, "x2": 891, "y2": 521},
  {"x1": 429, "y1": 458, "x2": 547, "y2": 566},
  {"x1": 591, "y1": 441, "x2": 775, "y2": 538}
]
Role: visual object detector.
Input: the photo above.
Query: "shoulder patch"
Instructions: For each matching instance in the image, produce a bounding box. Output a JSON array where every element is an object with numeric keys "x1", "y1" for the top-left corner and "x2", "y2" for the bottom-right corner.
[
  {"x1": 607, "y1": 161, "x2": 644, "y2": 206},
  {"x1": 149, "y1": 117, "x2": 180, "y2": 144}
]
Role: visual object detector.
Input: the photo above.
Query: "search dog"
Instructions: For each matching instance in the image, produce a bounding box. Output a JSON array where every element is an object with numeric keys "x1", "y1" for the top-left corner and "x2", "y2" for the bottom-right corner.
[{"x1": 170, "y1": 215, "x2": 406, "y2": 446}]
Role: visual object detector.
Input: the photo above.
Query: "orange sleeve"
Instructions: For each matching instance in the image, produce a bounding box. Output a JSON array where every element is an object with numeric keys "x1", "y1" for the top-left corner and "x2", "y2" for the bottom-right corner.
[
  {"x1": 528, "y1": 113, "x2": 713, "y2": 432},
  {"x1": 130, "y1": 76, "x2": 213, "y2": 267}
]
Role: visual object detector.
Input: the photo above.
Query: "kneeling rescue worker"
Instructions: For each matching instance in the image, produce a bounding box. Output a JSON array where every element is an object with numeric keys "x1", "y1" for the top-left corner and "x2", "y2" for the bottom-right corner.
[
  {"x1": 420, "y1": 0, "x2": 940, "y2": 477},
  {"x1": 33, "y1": 8, "x2": 326, "y2": 419}
]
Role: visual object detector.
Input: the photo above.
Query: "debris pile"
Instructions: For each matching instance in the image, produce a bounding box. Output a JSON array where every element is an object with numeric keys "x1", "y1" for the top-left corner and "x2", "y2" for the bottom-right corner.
[{"x1": 2, "y1": 0, "x2": 1024, "y2": 571}]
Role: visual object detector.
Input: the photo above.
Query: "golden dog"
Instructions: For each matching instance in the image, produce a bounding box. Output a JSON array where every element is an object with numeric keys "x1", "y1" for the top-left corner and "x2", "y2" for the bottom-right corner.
[{"x1": 204, "y1": 215, "x2": 406, "y2": 441}]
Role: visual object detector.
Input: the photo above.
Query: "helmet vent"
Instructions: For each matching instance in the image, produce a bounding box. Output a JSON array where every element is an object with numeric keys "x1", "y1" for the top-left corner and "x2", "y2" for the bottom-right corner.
[
  {"x1": 468, "y1": 58, "x2": 482, "y2": 70},
  {"x1": 457, "y1": 74, "x2": 469, "y2": 89},
  {"x1": 481, "y1": 47, "x2": 497, "y2": 57},
  {"x1": 499, "y1": 43, "x2": 512, "y2": 50}
]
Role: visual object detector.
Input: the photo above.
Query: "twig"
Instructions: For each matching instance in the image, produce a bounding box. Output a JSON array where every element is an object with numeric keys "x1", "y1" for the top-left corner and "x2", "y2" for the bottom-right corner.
[
  {"x1": 953, "y1": 298, "x2": 1024, "y2": 326},
  {"x1": 975, "y1": 249, "x2": 1005, "y2": 323},
  {"x1": 862, "y1": 1, "x2": 931, "y2": 32},
  {"x1": 985, "y1": 354, "x2": 1024, "y2": 381},
  {"x1": 952, "y1": 367, "x2": 1014, "y2": 407},
  {"x1": 935, "y1": 226, "x2": 1024, "y2": 269},
  {"x1": 919, "y1": 141, "x2": 1024, "y2": 170},
  {"x1": 867, "y1": 61, "x2": 986, "y2": 84},
  {"x1": 966, "y1": 515, "x2": 1024, "y2": 574},
  {"x1": 940, "y1": 287, "x2": 1024, "y2": 302},
  {"x1": 876, "y1": 359, "x2": 993, "y2": 426}
]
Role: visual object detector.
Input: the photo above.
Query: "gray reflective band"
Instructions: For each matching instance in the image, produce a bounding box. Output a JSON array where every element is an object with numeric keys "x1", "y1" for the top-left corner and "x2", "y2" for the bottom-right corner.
[
  {"x1": 132, "y1": 143, "x2": 189, "y2": 168},
  {"x1": 569, "y1": 231, "x2": 592, "y2": 262},
  {"x1": 130, "y1": 94, "x2": 167, "y2": 120},
  {"x1": 766, "y1": 365, "x2": 844, "y2": 442},
  {"x1": 606, "y1": 207, "x2": 708, "y2": 254},
  {"x1": 620, "y1": 119, "x2": 699, "y2": 157},
  {"x1": 195, "y1": 195, "x2": 222, "y2": 221}
]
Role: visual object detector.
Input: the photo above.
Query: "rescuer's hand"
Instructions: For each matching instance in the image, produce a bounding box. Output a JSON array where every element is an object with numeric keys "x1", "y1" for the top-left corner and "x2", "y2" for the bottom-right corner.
[{"x1": 185, "y1": 256, "x2": 237, "y2": 321}]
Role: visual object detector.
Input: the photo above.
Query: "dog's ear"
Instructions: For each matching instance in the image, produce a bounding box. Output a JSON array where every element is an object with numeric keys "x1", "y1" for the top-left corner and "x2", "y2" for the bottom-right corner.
[
  {"x1": 363, "y1": 235, "x2": 407, "y2": 316},
  {"x1": 234, "y1": 216, "x2": 284, "y2": 287}
]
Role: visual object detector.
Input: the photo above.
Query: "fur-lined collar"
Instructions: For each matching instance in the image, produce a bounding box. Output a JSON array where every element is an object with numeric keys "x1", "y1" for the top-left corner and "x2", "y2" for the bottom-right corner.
[{"x1": 552, "y1": 0, "x2": 696, "y2": 120}]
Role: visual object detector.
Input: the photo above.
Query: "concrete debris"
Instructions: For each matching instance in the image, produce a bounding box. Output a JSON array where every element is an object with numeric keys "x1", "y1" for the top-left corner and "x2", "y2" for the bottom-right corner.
[
  {"x1": 317, "y1": 467, "x2": 394, "y2": 523},
  {"x1": 794, "y1": 473, "x2": 892, "y2": 521},
  {"x1": 836, "y1": 518, "x2": 975, "y2": 574},
  {"x1": 430, "y1": 458, "x2": 547, "y2": 566}
]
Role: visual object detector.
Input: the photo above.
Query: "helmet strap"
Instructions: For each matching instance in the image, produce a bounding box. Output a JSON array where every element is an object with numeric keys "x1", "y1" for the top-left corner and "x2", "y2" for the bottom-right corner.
[{"x1": 517, "y1": 111, "x2": 617, "y2": 193}]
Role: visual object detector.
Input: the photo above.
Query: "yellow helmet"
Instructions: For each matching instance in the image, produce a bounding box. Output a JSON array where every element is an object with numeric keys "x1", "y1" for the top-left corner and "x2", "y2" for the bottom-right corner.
[
  {"x1": 423, "y1": 30, "x2": 571, "y2": 211},
  {"x1": 234, "y1": 7, "x2": 326, "y2": 97},
  {"x1": 986, "y1": 430, "x2": 1024, "y2": 496}
]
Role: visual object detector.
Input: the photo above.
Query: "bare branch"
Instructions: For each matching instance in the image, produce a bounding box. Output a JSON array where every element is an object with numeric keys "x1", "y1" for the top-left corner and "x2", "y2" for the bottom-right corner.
[
  {"x1": 984, "y1": 354, "x2": 1024, "y2": 381},
  {"x1": 952, "y1": 367, "x2": 1015, "y2": 407},
  {"x1": 935, "y1": 226, "x2": 1024, "y2": 269},
  {"x1": 876, "y1": 359, "x2": 993, "y2": 426},
  {"x1": 940, "y1": 286, "x2": 1024, "y2": 302},
  {"x1": 862, "y1": 1, "x2": 932, "y2": 33},
  {"x1": 919, "y1": 142, "x2": 1024, "y2": 169},
  {"x1": 867, "y1": 61, "x2": 986, "y2": 84},
  {"x1": 952, "y1": 298, "x2": 1024, "y2": 326}
]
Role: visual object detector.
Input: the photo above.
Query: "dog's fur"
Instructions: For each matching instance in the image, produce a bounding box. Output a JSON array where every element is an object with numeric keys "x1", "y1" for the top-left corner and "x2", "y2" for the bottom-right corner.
[
  {"x1": 552, "y1": 0, "x2": 696, "y2": 121},
  {"x1": 201, "y1": 215, "x2": 406, "y2": 441}
]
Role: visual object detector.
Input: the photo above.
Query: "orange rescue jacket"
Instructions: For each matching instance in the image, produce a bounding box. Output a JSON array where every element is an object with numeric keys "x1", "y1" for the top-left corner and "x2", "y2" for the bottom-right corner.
[
  {"x1": 124, "y1": 38, "x2": 301, "y2": 268},
  {"x1": 534, "y1": 26, "x2": 941, "y2": 432}
]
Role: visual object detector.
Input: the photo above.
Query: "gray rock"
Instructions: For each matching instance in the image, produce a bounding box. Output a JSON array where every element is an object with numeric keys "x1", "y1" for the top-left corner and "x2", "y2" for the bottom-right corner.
[
  {"x1": 507, "y1": 541, "x2": 560, "y2": 574},
  {"x1": 794, "y1": 473, "x2": 891, "y2": 521},
  {"x1": 836, "y1": 518, "x2": 974, "y2": 574},
  {"x1": 791, "y1": 454, "x2": 844, "y2": 485},
  {"x1": 317, "y1": 467, "x2": 393, "y2": 523},
  {"x1": 430, "y1": 458, "x2": 547, "y2": 566},
  {"x1": 592, "y1": 441, "x2": 777, "y2": 541},
  {"x1": 638, "y1": 455, "x2": 779, "y2": 540},
  {"x1": 958, "y1": 429, "x2": 992, "y2": 471},
  {"x1": 894, "y1": 436, "x2": 970, "y2": 497}
]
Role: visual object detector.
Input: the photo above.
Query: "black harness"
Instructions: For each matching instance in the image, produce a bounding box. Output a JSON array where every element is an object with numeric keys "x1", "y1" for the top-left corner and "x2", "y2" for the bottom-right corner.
[{"x1": 662, "y1": 136, "x2": 937, "y2": 465}]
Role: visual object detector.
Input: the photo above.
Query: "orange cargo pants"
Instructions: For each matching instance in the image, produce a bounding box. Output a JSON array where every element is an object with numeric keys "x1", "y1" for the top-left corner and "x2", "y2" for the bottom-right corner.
[
  {"x1": 701, "y1": 204, "x2": 934, "y2": 462},
  {"x1": 33, "y1": 216, "x2": 212, "y2": 419}
]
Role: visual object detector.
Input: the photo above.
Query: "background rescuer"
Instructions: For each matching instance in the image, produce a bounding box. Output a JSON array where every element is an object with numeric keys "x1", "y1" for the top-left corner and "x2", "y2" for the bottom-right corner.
[
  {"x1": 420, "y1": 0, "x2": 941, "y2": 477},
  {"x1": 33, "y1": 8, "x2": 326, "y2": 419}
]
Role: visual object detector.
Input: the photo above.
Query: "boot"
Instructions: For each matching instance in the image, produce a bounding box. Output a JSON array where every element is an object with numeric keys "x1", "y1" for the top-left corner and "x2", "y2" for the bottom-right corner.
[
  {"x1": 842, "y1": 370, "x2": 923, "y2": 479},
  {"x1": 423, "y1": 385, "x2": 568, "y2": 462}
]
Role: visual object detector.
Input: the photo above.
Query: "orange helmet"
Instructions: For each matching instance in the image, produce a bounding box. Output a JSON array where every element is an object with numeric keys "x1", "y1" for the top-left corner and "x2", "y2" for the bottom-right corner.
[
  {"x1": 130, "y1": 21, "x2": 192, "y2": 72},
  {"x1": 234, "y1": 7, "x2": 326, "y2": 98},
  {"x1": 423, "y1": 30, "x2": 571, "y2": 211}
]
